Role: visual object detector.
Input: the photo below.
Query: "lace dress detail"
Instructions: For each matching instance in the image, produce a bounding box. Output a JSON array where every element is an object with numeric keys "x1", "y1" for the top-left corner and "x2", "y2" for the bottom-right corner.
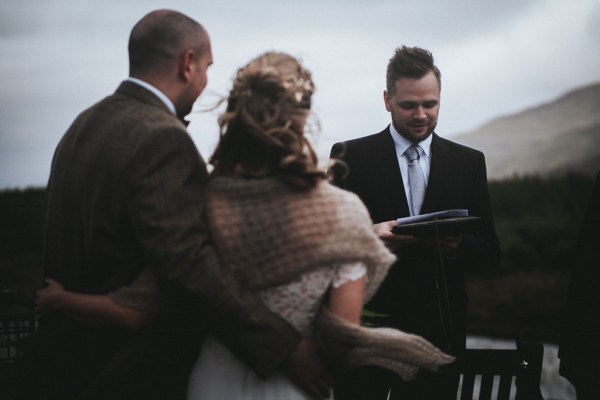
[
  {"x1": 187, "y1": 262, "x2": 366, "y2": 400},
  {"x1": 259, "y1": 262, "x2": 367, "y2": 334}
]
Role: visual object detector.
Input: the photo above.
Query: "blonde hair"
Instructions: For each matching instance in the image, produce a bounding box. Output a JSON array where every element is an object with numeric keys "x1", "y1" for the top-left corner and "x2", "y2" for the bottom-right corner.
[{"x1": 210, "y1": 52, "x2": 325, "y2": 189}]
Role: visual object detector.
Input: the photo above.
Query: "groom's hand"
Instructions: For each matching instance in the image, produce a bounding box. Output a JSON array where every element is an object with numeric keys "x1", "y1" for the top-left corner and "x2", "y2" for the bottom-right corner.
[
  {"x1": 284, "y1": 336, "x2": 331, "y2": 399},
  {"x1": 373, "y1": 220, "x2": 418, "y2": 252}
]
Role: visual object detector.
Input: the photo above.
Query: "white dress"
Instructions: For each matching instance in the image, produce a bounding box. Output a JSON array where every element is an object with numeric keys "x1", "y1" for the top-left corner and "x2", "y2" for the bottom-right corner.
[{"x1": 186, "y1": 262, "x2": 367, "y2": 400}]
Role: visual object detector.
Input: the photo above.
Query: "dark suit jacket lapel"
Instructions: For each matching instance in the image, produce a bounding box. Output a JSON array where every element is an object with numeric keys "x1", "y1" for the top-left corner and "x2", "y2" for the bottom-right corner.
[
  {"x1": 372, "y1": 128, "x2": 410, "y2": 217},
  {"x1": 422, "y1": 133, "x2": 454, "y2": 213}
]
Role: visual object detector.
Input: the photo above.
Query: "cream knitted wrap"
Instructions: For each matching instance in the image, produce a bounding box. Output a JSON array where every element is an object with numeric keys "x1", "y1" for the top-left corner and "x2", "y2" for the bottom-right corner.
[
  {"x1": 205, "y1": 177, "x2": 395, "y2": 301},
  {"x1": 206, "y1": 177, "x2": 454, "y2": 380}
]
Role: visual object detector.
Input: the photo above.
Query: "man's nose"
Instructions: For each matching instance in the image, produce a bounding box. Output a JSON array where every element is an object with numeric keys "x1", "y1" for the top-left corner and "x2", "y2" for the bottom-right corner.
[{"x1": 413, "y1": 106, "x2": 426, "y2": 119}]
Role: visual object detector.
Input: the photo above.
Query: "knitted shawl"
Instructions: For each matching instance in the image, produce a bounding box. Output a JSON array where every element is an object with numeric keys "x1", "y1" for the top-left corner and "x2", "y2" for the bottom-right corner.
[
  {"x1": 206, "y1": 177, "x2": 454, "y2": 380},
  {"x1": 205, "y1": 177, "x2": 393, "y2": 300}
]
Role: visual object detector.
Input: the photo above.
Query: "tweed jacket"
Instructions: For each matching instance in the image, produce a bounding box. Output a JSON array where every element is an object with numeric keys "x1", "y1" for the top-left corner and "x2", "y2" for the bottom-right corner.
[
  {"x1": 330, "y1": 127, "x2": 501, "y2": 353},
  {"x1": 41, "y1": 81, "x2": 299, "y2": 378}
]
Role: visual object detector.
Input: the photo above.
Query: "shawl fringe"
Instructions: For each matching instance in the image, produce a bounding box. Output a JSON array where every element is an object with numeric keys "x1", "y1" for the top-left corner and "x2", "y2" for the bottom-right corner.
[{"x1": 317, "y1": 309, "x2": 455, "y2": 381}]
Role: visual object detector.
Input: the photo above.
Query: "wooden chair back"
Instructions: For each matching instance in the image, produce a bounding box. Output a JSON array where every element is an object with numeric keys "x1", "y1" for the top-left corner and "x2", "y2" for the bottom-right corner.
[{"x1": 457, "y1": 338, "x2": 544, "y2": 400}]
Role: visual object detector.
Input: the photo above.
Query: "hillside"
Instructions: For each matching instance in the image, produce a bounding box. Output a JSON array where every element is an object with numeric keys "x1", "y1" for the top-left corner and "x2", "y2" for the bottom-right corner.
[{"x1": 453, "y1": 83, "x2": 600, "y2": 180}]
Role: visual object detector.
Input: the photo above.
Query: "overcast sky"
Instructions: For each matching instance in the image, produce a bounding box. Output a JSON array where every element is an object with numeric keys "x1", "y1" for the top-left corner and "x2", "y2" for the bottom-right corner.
[{"x1": 1, "y1": 0, "x2": 599, "y2": 189}]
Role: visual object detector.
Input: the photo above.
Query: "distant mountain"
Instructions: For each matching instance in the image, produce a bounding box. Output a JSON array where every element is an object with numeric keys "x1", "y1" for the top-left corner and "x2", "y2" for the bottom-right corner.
[{"x1": 453, "y1": 83, "x2": 600, "y2": 180}]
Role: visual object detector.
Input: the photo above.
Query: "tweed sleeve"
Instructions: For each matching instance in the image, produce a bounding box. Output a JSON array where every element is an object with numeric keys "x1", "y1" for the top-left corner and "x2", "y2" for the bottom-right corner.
[{"x1": 109, "y1": 267, "x2": 166, "y2": 313}]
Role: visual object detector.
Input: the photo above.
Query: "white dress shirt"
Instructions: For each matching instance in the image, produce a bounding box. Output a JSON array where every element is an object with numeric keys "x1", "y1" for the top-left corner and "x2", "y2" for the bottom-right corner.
[{"x1": 126, "y1": 77, "x2": 176, "y2": 116}]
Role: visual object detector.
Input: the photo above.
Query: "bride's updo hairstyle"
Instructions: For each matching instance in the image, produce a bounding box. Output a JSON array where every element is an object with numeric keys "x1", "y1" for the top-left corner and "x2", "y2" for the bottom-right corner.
[{"x1": 210, "y1": 52, "x2": 325, "y2": 189}]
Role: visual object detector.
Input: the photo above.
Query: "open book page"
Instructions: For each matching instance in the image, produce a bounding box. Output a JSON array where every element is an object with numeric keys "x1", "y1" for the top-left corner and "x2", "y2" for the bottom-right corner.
[{"x1": 396, "y1": 209, "x2": 468, "y2": 225}]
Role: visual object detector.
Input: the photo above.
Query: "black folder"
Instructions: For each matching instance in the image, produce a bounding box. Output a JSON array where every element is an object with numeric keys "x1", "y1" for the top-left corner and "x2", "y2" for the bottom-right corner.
[{"x1": 392, "y1": 216, "x2": 482, "y2": 236}]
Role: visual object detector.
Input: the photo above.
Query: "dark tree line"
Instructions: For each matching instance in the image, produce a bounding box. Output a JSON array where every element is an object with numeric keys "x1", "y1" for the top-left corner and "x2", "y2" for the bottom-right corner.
[
  {"x1": 0, "y1": 187, "x2": 47, "y2": 305},
  {"x1": 489, "y1": 172, "x2": 593, "y2": 273},
  {"x1": 468, "y1": 172, "x2": 595, "y2": 342}
]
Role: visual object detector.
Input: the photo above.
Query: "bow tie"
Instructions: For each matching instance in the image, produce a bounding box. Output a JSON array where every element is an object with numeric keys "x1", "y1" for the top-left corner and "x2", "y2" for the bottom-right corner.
[{"x1": 179, "y1": 117, "x2": 190, "y2": 128}]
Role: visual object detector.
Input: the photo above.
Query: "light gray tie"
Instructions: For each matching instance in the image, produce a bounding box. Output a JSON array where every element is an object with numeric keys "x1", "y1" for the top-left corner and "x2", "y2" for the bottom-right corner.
[{"x1": 405, "y1": 145, "x2": 425, "y2": 215}]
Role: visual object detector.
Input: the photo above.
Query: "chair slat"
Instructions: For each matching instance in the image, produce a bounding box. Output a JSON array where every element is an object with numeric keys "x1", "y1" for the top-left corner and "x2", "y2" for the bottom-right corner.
[{"x1": 457, "y1": 340, "x2": 544, "y2": 400}]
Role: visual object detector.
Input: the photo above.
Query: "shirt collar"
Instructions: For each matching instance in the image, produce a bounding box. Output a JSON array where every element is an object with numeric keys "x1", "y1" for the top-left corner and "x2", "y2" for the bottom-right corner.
[
  {"x1": 126, "y1": 77, "x2": 177, "y2": 116},
  {"x1": 388, "y1": 123, "x2": 433, "y2": 158}
]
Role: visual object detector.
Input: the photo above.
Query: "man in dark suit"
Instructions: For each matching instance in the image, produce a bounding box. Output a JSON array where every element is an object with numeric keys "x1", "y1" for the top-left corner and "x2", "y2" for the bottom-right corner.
[
  {"x1": 330, "y1": 46, "x2": 501, "y2": 399},
  {"x1": 17, "y1": 10, "x2": 329, "y2": 400},
  {"x1": 559, "y1": 171, "x2": 600, "y2": 400}
]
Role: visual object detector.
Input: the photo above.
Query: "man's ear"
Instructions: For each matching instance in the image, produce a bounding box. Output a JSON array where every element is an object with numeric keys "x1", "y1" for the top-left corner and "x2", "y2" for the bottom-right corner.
[
  {"x1": 383, "y1": 90, "x2": 392, "y2": 112},
  {"x1": 179, "y1": 49, "x2": 196, "y2": 82}
]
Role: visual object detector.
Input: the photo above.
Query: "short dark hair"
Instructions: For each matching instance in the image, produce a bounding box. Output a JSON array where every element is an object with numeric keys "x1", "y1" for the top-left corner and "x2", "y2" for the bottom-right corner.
[
  {"x1": 128, "y1": 10, "x2": 206, "y2": 76},
  {"x1": 386, "y1": 46, "x2": 441, "y2": 94}
]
